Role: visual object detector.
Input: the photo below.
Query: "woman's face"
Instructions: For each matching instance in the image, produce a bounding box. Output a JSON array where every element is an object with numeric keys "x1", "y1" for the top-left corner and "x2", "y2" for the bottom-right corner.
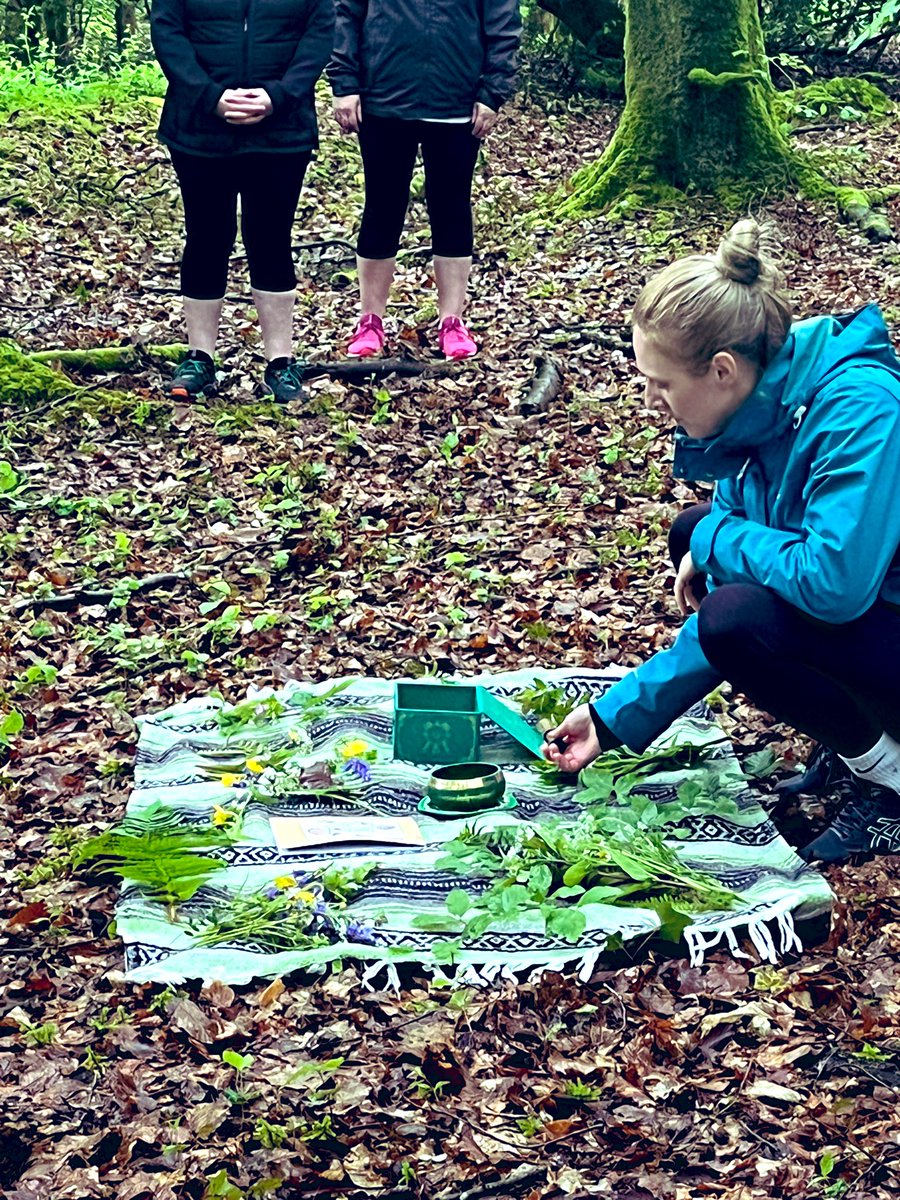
[{"x1": 632, "y1": 326, "x2": 757, "y2": 440}]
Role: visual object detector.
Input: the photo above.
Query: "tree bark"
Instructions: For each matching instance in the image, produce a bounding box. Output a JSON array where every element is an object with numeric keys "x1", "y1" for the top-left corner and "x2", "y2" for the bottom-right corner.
[{"x1": 557, "y1": 0, "x2": 796, "y2": 213}]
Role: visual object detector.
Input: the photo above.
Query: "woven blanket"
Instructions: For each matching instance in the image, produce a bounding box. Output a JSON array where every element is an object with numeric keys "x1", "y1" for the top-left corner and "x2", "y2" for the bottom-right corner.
[{"x1": 119, "y1": 669, "x2": 834, "y2": 985}]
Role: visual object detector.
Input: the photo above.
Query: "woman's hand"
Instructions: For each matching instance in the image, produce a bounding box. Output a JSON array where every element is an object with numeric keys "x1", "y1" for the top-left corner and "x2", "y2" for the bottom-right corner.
[
  {"x1": 471, "y1": 102, "x2": 498, "y2": 139},
  {"x1": 543, "y1": 704, "x2": 601, "y2": 774},
  {"x1": 334, "y1": 94, "x2": 362, "y2": 134},
  {"x1": 674, "y1": 551, "x2": 704, "y2": 615},
  {"x1": 217, "y1": 88, "x2": 273, "y2": 124}
]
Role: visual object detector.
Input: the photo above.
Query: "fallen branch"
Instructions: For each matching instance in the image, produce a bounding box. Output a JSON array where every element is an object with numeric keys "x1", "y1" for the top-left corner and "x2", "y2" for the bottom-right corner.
[
  {"x1": 13, "y1": 572, "x2": 189, "y2": 615},
  {"x1": 539, "y1": 322, "x2": 631, "y2": 352},
  {"x1": 519, "y1": 355, "x2": 565, "y2": 415},
  {"x1": 301, "y1": 358, "x2": 464, "y2": 382}
]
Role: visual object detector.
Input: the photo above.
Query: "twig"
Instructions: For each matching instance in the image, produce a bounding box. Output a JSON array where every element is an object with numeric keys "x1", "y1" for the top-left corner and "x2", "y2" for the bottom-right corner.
[
  {"x1": 433, "y1": 1163, "x2": 544, "y2": 1200},
  {"x1": 301, "y1": 358, "x2": 465, "y2": 382},
  {"x1": 789, "y1": 123, "x2": 841, "y2": 136},
  {"x1": 13, "y1": 572, "x2": 190, "y2": 614},
  {"x1": 519, "y1": 355, "x2": 565, "y2": 415}
]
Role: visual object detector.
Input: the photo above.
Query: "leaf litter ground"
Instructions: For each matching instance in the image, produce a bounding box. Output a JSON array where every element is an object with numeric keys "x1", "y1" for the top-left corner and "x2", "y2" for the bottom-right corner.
[{"x1": 2, "y1": 83, "x2": 900, "y2": 1200}]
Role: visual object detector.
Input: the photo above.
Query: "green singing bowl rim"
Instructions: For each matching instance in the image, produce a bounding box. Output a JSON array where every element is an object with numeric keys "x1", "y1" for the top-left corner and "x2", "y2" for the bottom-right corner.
[{"x1": 427, "y1": 762, "x2": 505, "y2": 793}]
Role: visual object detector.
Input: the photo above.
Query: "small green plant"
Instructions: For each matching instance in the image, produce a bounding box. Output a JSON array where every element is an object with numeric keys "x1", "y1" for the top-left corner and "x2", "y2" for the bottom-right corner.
[
  {"x1": 813, "y1": 1150, "x2": 848, "y2": 1197},
  {"x1": 410, "y1": 1067, "x2": 448, "y2": 1100},
  {"x1": 563, "y1": 1079, "x2": 603, "y2": 1101},
  {"x1": 18, "y1": 1017, "x2": 58, "y2": 1046},
  {"x1": 253, "y1": 1118, "x2": 291, "y2": 1149},
  {"x1": 516, "y1": 1114, "x2": 546, "y2": 1137},
  {"x1": 852, "y1": 1042, "x2": 892, "y2": 1063},
  {"x1": 14, "y1": 661, "x2": 58, "y2": 692},
  {"x1": 81, "y1": 1045, "x2": 108, "y2": 1075},
  {"x1": 222, "y1": 1048, "x2": 256, "y2": 1104},
  {"x1": 0, "y1": 708, "x2": 24, "y2": 747}
]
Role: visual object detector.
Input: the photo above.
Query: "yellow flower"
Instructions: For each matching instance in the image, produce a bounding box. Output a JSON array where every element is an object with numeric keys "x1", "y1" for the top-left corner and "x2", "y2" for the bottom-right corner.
[
  {"x1": 273, "y1": 875, "x2": 297, "y2": 889},
  {"x1": 288, "y1": 728, "x2": 303, "y2": 744},
  {"x1": 296, "y1": 890, "x2": 316, "y2": 904},
  {"x1": 340, "y1": 739, "x2": 370, "y2": 760},
  {"x1": 212, "y1": 804, "x2": 236, "y2": 826},
  {"x1": 220, "y1": 773, "x2": 240, "y2": 788},
  {"x1": 245, "y1": 758, "x2": 265, "y2": 774}
]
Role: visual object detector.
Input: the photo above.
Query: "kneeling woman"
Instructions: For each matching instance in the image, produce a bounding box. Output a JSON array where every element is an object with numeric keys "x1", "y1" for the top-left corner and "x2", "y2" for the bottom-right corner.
[
  {"x1": 151, "y1": 0, "x2": 333, "y2": 402},
  {"x1": 547, "y1": 220, "x2": 900, "y2": 864}
]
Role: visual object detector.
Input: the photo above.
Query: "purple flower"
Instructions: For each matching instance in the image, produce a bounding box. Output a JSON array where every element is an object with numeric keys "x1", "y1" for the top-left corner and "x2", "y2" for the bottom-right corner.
[
  {"x1": 264, "y1": 885, "x2": 281, "y2": 900},
  {"x1": 342, "y1": 758, "x2": 373, "y2": 783},
  {"x1": 313, "y1": 900, "x2": 328, "y2": 916},
  {"x1": 345, "y1": 919, "x2": 379, "y2": 945}
]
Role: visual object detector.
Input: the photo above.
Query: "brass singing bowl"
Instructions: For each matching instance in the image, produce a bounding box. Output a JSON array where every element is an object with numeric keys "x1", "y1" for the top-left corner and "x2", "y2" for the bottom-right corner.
[{"x1": 423, "y1": 762, "x2": 506, "y2": 813}]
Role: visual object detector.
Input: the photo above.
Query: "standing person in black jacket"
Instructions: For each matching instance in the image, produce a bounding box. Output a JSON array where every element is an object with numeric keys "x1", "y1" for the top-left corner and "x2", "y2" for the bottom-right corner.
[
  {"x1": 151, "y1": 0, "x2": 334, "y2": 402},
  {"x1": 327, "y1": 0, "x2": 520, "y2": 361}
]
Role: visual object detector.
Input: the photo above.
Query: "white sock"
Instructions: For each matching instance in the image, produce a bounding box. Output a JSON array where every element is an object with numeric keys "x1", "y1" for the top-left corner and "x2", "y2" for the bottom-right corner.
[{"x1": 840, "y1": 733, "x2": 900, "y2": 790}]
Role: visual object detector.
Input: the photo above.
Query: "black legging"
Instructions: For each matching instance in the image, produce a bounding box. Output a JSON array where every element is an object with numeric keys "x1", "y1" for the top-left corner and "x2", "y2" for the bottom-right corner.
[
  {"x1": 171, "y1": 150, "x2": 311, "y2": 299},
  {"x1": 356, "y1": 115, "x2": 481, "y2": 260},
  {"x1": 670, "y1": 504, "x2": 900, "y2": 756}
]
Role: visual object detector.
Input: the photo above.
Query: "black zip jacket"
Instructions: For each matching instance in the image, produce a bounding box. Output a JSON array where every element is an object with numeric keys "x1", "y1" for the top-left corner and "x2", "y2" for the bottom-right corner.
[
  {"x1": 151, "y1": 0, "x2": 335, "y2": 156},
  {"x1": 327, "y1": 0, "x2": 520, "y2": 119}
]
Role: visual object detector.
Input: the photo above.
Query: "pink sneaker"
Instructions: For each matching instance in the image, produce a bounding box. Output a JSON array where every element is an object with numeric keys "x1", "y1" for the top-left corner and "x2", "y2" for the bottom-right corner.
[
  {"x1": 438, "y1": 316, "x2": 478, "y2": 360},
  {"x1": 347, "y1": 312, "x2": 385, "y2": 358}
]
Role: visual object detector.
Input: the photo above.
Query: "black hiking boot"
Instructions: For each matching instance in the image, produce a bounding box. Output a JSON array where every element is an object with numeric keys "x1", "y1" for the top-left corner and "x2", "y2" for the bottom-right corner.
[
  {"x1": 264, "y1": 356, "x2": 307, "y2": 403},
  {"x1": 775, "y1": 742, "x2": 853, "y2": 798},
  {"x1": 169, "y1": 349, "x2": 217, "y2": 400},
  {"x1": 798, "y1": 781, "x2": 900, "y2": 863}
]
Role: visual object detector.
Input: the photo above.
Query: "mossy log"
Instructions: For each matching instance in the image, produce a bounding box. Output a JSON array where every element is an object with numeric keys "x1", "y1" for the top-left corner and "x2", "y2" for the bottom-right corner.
[
  {"x1": 29, "y1": 344, "x2": 188, "y2": 373},
  {"x1": 0, "y1": 341, "x2": 167, "y2": 423}
]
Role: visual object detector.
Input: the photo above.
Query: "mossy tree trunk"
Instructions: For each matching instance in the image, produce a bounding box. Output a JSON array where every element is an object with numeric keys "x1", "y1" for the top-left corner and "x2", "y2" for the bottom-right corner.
[{"x1": 557, "y1": 0, "x2": 797, "y2": 214}]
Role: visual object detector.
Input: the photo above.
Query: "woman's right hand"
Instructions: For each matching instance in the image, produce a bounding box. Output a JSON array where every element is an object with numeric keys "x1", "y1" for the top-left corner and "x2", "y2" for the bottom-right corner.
[
  {"x1": 543, "y1": 704, "x2": 601, "y2": 774},
  {"x1": 333, "y1": 94, "x2": 362, "y2": 134}
]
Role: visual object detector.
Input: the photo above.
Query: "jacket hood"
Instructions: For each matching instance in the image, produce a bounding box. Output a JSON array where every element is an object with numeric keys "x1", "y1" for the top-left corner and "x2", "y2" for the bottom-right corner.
[{"x1": 673, "y1": 304, "x2": 900, "y2": 482}]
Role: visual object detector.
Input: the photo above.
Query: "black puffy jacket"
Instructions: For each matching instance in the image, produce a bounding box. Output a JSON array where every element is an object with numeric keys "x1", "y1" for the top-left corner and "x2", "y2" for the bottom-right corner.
[
  {"x1": 327, "y1": 0, "x2": 520, "y2": 120},
  {"x1": 151, "y1": 0, "x2": 335, "y2": 156}
]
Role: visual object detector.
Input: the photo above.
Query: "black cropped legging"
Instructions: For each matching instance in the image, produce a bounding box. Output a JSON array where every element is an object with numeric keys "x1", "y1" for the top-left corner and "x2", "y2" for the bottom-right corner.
[
  {"x1": 356, "y1": 114, "x2": 481, "y2": 260},
  {"x1": 171, "y1": 149, "x2": 311, "y2": 299},
  {"x1": 670, "y1": 503, "x2": 900, "y2": 757}
]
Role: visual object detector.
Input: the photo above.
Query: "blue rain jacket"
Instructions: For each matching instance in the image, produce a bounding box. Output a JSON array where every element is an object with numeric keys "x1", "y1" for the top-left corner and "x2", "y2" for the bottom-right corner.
[{"x1": 593, "y1": 304, "x2": 900, "y2": 751}]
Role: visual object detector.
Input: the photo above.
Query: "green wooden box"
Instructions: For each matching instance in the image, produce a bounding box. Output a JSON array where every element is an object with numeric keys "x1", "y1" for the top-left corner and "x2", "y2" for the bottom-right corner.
[{"x1": 392, "y1": 682, "x2": 545, "y2": 765}]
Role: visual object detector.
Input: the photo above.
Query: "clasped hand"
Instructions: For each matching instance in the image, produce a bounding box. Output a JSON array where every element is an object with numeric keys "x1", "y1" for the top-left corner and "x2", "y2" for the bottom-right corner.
[{"x1": 217, "y1": 88, "x2": 273, "y2": 125}]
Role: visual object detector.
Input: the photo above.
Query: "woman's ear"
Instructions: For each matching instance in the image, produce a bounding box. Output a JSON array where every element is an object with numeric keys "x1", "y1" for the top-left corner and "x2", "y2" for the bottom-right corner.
[{"x1": 710, "y1": 350, "x2": 739, "y2": 384}]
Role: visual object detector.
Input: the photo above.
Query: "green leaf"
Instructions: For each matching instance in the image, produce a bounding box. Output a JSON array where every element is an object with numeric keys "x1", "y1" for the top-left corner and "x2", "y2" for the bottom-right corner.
[
  {"x1": 0, "y1": 708, "x2": 24, "y2": 743},
  {"x1": 222, "y1": 1049, "x2": 254, "y2": 1072},
  {"x1": 544, "y1": 906, "x2": 587, "y2": 942},
  {"x1": 577, "y1": 884, "x2": 633, "y2": 905},
  {"x1": 819, "y1": 1151, "x2": 836, "y2": 1178},
  {"x1": 0, "y1": 461, "x2": 20, "y2": 493},
  {"x1": 562, "y1": 862, "x2": 590, "y2": 887},
  {"x1": 527, "y1": 863, "x2": 553, "y2": 899},
  {"x1": 446, "y1": 887, "x2": 471, "y2": 917},
  {"x1": 204, "y1": 1169, "x2": 244, "y2": 1200},
  {"x1": 645, "y1": 897, "x2": 694, "y2": 943}
]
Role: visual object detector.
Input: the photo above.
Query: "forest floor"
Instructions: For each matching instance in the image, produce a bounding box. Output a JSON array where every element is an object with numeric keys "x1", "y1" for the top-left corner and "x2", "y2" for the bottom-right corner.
[{"x1": 2, "y1": 71, "x2": 900, "y2": 1200}]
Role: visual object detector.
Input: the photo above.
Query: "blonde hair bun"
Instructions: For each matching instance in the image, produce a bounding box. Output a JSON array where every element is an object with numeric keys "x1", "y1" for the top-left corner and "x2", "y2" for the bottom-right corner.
[{"x1": 715, "y1": 218, "x2": 779, "y2": 285}]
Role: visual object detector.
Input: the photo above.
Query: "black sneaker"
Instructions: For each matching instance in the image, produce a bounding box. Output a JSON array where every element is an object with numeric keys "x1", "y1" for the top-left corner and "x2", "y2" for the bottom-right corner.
[
  {"x1": 776, "y1": 742, "x2": 852, "y2": 798},
  {"x1": 798, "y1": 782, "x2": 900, "y2": 863},
  {"x1": 264, "y1": 356, "x2": 306, "y2": 403},
  {"x1": 169, "y1": 349, "x2": 217, "y2": 399}
]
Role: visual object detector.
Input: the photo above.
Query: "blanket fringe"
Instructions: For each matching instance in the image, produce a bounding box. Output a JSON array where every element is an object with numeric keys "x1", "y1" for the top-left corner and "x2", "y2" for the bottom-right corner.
[
  {"x1": 684, "y1": 902, "x2": 803, "y2": 968},
  {"x1": 360, "y1": 959, "x2": 401, "y2": 993}
]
